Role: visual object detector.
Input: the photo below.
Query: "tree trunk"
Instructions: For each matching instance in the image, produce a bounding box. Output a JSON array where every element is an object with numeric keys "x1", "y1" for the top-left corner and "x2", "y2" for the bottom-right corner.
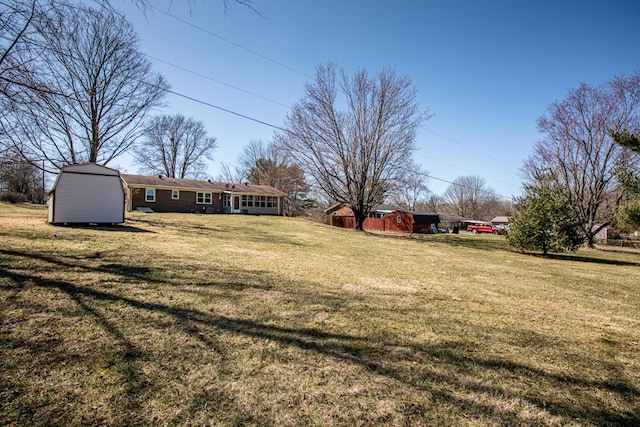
[{"x1": 353, "y1": 209, "x2": 366, "y2": 231}]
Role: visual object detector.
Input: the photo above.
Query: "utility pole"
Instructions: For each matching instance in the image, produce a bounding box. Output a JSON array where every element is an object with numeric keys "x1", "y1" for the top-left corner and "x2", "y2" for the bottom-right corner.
[{"x1": 42, "y1": 160, "x2": 46, "y2": 204}]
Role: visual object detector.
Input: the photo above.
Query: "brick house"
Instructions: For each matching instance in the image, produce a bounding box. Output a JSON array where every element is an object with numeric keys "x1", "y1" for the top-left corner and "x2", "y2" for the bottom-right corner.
[{"x1": 121, "y1": 174, "x2": 286, "y2": 215}]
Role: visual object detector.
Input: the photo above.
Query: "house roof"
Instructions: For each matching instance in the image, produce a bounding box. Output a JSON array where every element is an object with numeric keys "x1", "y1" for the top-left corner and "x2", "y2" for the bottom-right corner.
[
  {"x1": 490, "y1": 216, "x2": 511, "y2": 223},
  {"x1": 323, "y1": 203, "x2": 344, "y2": 214},
  {"x1": 121, "y1": 174, "x2": 286, "y2": 197}
]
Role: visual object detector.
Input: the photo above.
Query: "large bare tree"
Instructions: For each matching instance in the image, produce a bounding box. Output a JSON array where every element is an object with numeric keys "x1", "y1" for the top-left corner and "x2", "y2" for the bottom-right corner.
[
  {"x1": 134, "y1": 114, "x2": 217, "y2": 179},
  {"x1": 276, "y1": 62, "x2": 428, "y2": 230},
  {"x1": 523, "y1": 73, "x2": 640, "y2": 247},
  {"x1": 0, "y1": 0, "x2": 40, "y2": 103},
  {"x1": 3, "y1": 4, "x2": 168, "y2": 172}
]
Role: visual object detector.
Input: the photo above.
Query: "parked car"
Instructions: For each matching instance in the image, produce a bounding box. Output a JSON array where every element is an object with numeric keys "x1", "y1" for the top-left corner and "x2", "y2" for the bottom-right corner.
[{"x1": 467, "y1": 223, "x2": 501, "y2": 234}]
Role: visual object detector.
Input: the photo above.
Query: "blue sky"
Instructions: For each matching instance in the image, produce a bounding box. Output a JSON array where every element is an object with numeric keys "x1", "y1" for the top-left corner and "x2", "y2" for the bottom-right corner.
[{"x1": 111, "y1": 0, "x2": 640, "y2": 199}]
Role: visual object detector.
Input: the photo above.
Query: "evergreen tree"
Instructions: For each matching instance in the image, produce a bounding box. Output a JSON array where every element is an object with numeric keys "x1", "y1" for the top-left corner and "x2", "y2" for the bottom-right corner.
[
  {"x1": 507, "y1": 184, "x2": 583, "y2": 255},
  {"x1": 611, "y1": 130, "x2": 640, "y2": 231}
]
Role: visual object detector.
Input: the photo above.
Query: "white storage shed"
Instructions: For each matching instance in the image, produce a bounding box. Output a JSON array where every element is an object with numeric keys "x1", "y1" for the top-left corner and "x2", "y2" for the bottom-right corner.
[{"x1": 48, "y1": 163, "x2": 125, "y2": 224}]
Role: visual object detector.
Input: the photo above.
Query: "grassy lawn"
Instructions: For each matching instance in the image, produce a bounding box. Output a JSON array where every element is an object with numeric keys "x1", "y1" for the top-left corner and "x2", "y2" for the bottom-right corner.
[{"x1": 1, "y1": 202, "x2": 639, "y2": 426}]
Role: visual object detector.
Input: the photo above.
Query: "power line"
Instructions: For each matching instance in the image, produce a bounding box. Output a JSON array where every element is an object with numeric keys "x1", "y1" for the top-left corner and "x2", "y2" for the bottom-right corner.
[
  {"x1": 424, "y1": 127, "x2": 521, "y2": 171},
  {"x1": 124, "y1": 1, "x2": 525, "y2": 196},
  {"x1": 149, "y1": 5, "x2": 313, "y2": 80},
  {"x1": 414, "y1": 170, "x2": 513, "y2": 201},
  {"x1": 414, "y1": 150, "x2": 523, "y2": 192},
  {"x1": 155, "y1": 82, "x2": 515, "y2": 200},
  {"x1": 147, "y1": 54, "x2": 292, "y2": 109},
  {"x1": 164, "y1": 86, "x2": 289, "y2": 132}
]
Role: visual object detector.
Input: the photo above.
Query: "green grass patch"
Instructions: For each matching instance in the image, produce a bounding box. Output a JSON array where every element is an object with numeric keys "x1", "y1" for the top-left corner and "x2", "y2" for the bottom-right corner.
[{"x1": 1, "y1": 202, "x2": 639, "y2": 425}]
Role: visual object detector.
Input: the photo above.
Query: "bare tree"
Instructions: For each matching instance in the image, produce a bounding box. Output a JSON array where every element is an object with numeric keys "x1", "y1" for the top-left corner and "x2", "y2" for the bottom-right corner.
[
  {"x1": 239, "y1": 139, "x2": 273, "y2": 174},
  {"x1": 524, "y1": 73, "x2": 640, "y2": 247},
  {"x1": 0, "y1": 149, "x2": 45, "y2": 202},
  {"x1": 0, "y1": 0, "x2": 40, "y2": 104},
  {"x1": 276, "y1": 62, "x2": 428, "y2": 230},
  {"x1": 1, "y1": 1, "x2": 149, "y2": 106},
  {"x1": 3, "y1": 3, "x2": 168, "y2": 172},
  {"x1": 241, "y1": 140, "x2": 309, "y2": 216},
  {"x1": 216, "y1": 162, "x2": 246, "y2": 183},
  {"x1": 390, "y1": 161, "x2": 430, "y2": 211},
  {"x1": 420, "y1": 194, "x2": 444, "y2": 213},
  {"x1": 442, "y1": 175, "x2": 495, "y2": 220},
  {"x1": 134, "y1": 114, "x2": 217, "y2": 179}
]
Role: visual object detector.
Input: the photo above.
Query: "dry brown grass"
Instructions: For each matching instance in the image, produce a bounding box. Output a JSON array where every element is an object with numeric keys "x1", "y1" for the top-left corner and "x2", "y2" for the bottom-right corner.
[{"x1": 1, "y1": 203, "x2": 639, "y2": 426}]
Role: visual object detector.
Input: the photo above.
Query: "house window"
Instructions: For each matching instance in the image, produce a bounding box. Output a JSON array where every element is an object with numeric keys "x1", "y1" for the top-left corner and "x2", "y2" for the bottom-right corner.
[
  {"x1": 223, "y1": 194, "x2": 231, "y2": 208},
  {"x1": 241, "y1": 195, "x2": 247, "y2": 207},
  {"x1": 267, "y1": 197, "x2": 275, "y2": 208},
  {"x1": 172, "y1": 190, "x2": 179, "y2": 200},
  {"x1": 145, "y1": 189, "x2": 155, "y2": 202},
  {"x1": 196, "y1": 192, "x2": 212, "y2": 204}
]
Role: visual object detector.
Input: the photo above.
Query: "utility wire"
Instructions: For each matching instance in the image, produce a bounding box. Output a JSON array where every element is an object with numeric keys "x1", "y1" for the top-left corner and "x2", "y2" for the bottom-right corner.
[
  {"x1": 415, "y1": 150, "x2": 523, "y2": 191},
  {"x1": 147, "y1": 54, "x2": 292, "y2": 109},
  {"x1": 151, "y1": 81, "x2": 515, "y2": 200},
  {"x1": 163, "y1": 86, "x2": 289, "y2": 132},
  {"x1": 424, "y1": 127, "x2": 521, "y2": 171},
  {"x1": 146, "y1": 5, "x2": 523, "y2": 178},
  {"x1": 149, "y1": 5, "x2": 313, "y2": 79},
  {"x1": 413, "y1": 169, "x2": 513, "y2": 200},
  {"x1": 30, "y1": 46, "x2": 517, "y2": 200}
]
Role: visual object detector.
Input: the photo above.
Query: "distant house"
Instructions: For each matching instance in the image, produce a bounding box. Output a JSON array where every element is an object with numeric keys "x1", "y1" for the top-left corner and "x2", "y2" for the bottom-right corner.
[
  {"x1": 490, "y1": 216, "x2": 510, "y2": 228},
  {"x1": 121, "y1": 174, "x2": 286, "y2": 216},
  {"x1": 325, "y1": 204, "x2": 440, "y2": 233},
  {"x1": 48, "y1": 163, "x2": 125, "y2": 225}
]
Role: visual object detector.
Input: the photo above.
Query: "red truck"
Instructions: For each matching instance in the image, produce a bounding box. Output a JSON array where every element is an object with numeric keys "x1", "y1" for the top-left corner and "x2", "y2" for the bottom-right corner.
[{"x1": 467, "y1": 223, "x2": 501, "y2": 234}]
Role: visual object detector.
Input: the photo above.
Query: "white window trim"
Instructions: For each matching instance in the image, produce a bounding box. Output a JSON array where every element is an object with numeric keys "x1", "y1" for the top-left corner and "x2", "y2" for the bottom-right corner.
[
  {"x1": 145, "y1": 188, "x2": 156, "y2": 203},
  {"x1": 196, "y1": 192, "x2": 212, "y2": 204},
  {"x1": 172, "y1": 190, "x2": 180, "y2": 200}
]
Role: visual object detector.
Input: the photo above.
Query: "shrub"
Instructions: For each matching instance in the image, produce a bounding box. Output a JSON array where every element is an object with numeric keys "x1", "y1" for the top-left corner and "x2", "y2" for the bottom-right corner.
[
  {"x1": 507, "y1": 184, "x2": 583, "y2": 255},
  {"x1": 0, "y1": 192, "x2": 29, "y2": 204}
]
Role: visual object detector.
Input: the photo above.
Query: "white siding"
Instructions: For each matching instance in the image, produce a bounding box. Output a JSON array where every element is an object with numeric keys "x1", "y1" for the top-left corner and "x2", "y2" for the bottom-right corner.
[
  {"x1": 47, "y1": 194, "x2": 54, "y2": 223},
  {"x1": 49, "y1": 164, "x2": 124, "y2": 224}
]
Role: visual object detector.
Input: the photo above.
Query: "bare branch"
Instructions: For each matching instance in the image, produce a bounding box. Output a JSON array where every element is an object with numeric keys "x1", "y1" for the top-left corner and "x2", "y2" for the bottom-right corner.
[
  {"x1": 523, "y1": 73, "x2": 640, "y2": 247},
  {"x1": 276, "y1": 62, "x2": 428, "y2": 229},
  {"x1": 134, "y1": 114, "x2": 217, "y2": 179},
  {"x1": 3, "y1": 3, "x2": 168, "y2": 171}
]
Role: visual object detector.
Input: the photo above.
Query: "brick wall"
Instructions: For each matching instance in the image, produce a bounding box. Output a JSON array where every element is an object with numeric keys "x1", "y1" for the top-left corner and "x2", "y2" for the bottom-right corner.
[{"x1": 130, "y1": 188, "x2": 224, "y2": 213}]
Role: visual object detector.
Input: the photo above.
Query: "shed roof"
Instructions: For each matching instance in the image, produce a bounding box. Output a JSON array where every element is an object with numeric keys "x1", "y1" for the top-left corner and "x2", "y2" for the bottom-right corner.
[
  {"x1": 121, "y1": 174, "x2": 286, "y2": 197},
  {"x1": 49, "y1": 163, "x2": 121, "y2": 194}
]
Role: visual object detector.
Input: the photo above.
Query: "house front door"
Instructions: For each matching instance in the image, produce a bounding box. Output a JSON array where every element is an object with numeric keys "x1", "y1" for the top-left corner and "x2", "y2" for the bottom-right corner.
[{"x1": 233, "y1": 195, "x2": 240, "y2": 213}]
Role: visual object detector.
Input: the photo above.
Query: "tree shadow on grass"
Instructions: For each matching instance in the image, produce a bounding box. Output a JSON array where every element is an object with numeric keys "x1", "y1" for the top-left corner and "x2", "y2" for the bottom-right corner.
[
  {"x1": 1, "y1": 248, "x2": 638, "y2": 425},
  {"x1": 366, "y1": 231, "x2": 511, "y2": 252},
  {"x1": 523, "y1": 251, "x2": 640, "y2": 267},
  {"x1": 126, "y1": 216, "x2": 308, "y2": 247}
]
